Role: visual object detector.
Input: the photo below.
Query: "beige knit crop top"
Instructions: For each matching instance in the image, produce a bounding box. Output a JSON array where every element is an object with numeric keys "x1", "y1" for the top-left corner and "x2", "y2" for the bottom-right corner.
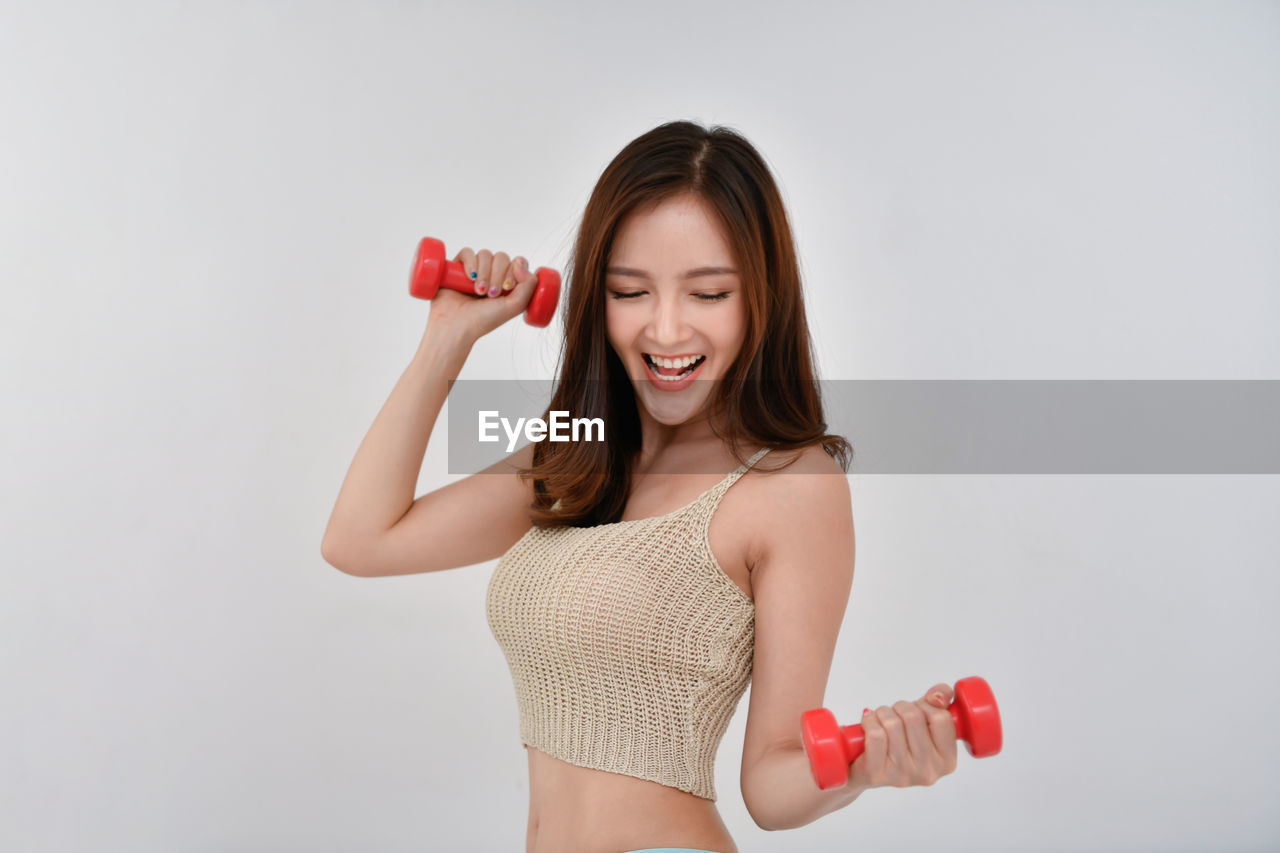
[{"x1": 484, "y1": 448, "x2": 770, "y2": 801}]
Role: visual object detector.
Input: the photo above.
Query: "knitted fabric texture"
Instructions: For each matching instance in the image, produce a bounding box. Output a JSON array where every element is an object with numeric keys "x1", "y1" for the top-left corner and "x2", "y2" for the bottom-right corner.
[{"x1": 485, "y1": 448, "x2": 769, "y2": 801}]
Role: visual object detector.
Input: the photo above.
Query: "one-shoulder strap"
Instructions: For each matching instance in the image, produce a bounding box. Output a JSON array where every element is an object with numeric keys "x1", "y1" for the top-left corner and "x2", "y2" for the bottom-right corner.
[
  {"x1": 689, "y1": 447, "x2": 771, "y2": 519},
  {"x1": 736, "y1": 446, "x2": 772, "y2": 475}
]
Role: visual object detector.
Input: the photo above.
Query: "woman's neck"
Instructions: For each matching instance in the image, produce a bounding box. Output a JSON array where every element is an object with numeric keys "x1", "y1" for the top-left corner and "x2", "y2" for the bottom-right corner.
[{"x1": 634, "y1": 405, "x2": 729, "y2": 469}]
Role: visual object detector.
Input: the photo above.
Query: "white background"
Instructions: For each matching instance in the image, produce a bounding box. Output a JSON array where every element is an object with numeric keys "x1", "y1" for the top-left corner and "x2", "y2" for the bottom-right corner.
[{"x1": 3, "y1": 1, "x2": 1278, "y2": 850}]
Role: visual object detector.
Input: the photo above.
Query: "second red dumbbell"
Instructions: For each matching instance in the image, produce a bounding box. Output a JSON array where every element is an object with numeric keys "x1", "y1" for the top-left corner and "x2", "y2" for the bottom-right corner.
[
  {"x1": 409, "y1": 236, "x2": 561, "y2": 327},
  {"x1": 800, "y1": 675, "x2": 1003, "y2": 790}
]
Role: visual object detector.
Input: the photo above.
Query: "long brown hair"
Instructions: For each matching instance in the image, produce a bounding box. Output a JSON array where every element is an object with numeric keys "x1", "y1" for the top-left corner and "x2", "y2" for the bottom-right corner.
[{"x1": 523, "y1": 120, "x2": 850, "y2": 527}]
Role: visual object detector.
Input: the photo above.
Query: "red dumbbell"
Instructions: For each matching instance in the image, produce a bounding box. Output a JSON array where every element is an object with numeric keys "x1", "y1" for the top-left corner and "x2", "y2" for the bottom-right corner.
[
  {"x1": 408, "y1": 236, "x2": 560, "y2": 327},
  {"x1": 801, "y1": 675, "x2": 1003, "y2": 790}
]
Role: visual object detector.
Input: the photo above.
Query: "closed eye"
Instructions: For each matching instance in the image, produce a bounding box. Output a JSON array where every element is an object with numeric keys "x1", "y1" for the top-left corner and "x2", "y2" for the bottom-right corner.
[{"x1": 607, "y1": 290, "x2": 732, "y2": 301}]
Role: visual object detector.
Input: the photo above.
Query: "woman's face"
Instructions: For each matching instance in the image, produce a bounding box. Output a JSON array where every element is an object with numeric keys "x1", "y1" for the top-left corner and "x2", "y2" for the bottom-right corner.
[{"x1": 605, "y1": 192, "x2": 747, "y2": 429}]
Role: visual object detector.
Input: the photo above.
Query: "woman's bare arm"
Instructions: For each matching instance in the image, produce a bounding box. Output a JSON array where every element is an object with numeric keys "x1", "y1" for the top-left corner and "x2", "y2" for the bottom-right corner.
[
  {"x1": 320, "y1": 327, "x2": 537, "y2": 577},
  {"x1": 327, "y1": 440, "x2": 535, "y2": 577},
  {"x1": 321, "y1": 247, "x2": 542, "y2": 577}
]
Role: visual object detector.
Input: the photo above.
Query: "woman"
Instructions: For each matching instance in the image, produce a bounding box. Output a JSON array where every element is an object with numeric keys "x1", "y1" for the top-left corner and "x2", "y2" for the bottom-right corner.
[{"x1": 322, "y1": 121, "x2": 959, "y2": 853}]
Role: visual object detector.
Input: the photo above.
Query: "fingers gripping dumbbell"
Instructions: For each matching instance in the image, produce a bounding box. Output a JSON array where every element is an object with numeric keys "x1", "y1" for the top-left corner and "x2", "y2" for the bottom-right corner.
[
  {"x1": 801, "y1": 675, "x2": 1004, "y2": 790},
  {"x1": 408, "y1": 236, "x2": 561, "y2": 327}
]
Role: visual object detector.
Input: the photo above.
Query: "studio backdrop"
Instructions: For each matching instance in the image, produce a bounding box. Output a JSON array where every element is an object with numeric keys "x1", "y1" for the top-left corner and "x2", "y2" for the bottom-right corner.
[{"x1": 2, "y1": 1, "x2": 1277, "y2": 851}]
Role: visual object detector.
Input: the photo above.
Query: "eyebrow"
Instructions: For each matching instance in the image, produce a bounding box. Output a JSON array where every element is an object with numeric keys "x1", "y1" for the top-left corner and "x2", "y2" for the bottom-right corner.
[{"x1": 605, "y1": 265, "x2": 738, "y2": 280}]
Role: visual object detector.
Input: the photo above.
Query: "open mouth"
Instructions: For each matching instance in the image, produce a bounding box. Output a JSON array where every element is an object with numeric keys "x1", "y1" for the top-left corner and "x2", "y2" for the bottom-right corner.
[{"x1": 643, "y1": 353, "x2": 706, "y2": 382}]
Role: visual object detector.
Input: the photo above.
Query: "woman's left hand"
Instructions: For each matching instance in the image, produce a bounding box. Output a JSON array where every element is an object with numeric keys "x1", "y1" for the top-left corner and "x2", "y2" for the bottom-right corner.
[{"x1": 844, "y1": 682, "x2": 960, "y2": 791}]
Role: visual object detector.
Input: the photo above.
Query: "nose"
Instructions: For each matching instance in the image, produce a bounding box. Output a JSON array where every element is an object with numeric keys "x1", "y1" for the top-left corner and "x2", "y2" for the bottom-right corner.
[{"x1": 647, "y1": 292, "x2": 689, "y2": 348}]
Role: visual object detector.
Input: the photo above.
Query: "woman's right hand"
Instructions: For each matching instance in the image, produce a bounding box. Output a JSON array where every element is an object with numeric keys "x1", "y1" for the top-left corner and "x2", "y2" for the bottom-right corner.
[{"x1": 423, "y1": 247, "x2": 541, "y2": 346}]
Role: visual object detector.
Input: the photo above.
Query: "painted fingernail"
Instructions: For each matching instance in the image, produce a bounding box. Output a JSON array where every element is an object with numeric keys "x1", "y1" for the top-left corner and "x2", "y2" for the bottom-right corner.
[
  {"x1": 469, "y1": 270, "x2": 477, "y2": 280},
  {"x1": 863, "y1": 707, "x2": 872, "y2": 717},
  {"x1": 487, "y1": 284, "x2": 500, "y2": 297},
  {"x1": 501, "y1": 278, "x2": 515, "y2": 291},
  {"x1": 475, "y1": 279, "x2": 487, "y2": 294}
]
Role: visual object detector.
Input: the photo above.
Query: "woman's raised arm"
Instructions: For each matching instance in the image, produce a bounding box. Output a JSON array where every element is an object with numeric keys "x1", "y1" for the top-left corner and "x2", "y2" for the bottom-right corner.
[
  {"x1": 321, "y1": 247, "x2": 542, "y2": 577},
  {"x1": 325, "y1": 438, "x2": 536, "y2": 578}
]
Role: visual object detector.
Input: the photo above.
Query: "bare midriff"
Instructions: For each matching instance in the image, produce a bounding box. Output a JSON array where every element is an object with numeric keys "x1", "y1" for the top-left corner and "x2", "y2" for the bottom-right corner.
[{"x1": 524, "y1": 745, "x2": 739, "y2": 853}]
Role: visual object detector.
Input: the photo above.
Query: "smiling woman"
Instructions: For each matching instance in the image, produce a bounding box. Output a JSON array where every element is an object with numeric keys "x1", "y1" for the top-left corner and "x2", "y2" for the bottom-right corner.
[
  {"x1": 479, "y1": 122, "x2": 868, "y2": 850},
  {"x1": 604, "y1": 193, "x2": 747, "y2": 402},
  {"x1": 523, "y1": 122, "x2": 849, "y2": 531},
  {"x1": 323, "y1": 121, "x2": 951, "y2": 853}
]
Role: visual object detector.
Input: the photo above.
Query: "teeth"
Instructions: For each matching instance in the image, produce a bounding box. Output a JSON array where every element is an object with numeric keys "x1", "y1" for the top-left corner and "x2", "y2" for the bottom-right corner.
[
  {"x1": 648, "y1": 354, "x2": 704, "y2": 369},
  {"x1": 645, "y1": 354, "x2": 705, "y2": 380}
]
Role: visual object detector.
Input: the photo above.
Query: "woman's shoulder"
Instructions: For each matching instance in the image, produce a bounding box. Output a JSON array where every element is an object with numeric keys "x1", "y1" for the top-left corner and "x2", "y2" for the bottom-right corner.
[
  {"x1": 727, "y1": 444, "x2": 850, "y2": 527},
  {"x1": 714, "y1": 443, "x2": 851, "y2": 575},
  {"x1": 756, "y1": 443, "x2": 845, "y2": 477}
]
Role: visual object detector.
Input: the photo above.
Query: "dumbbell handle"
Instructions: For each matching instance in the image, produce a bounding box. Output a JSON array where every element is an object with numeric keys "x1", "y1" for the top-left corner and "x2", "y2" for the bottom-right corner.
[
  {"x1": 824, "y1": 703, "x2": 969, "y2": 764},
  {"x1": 425, "y1": 253, "x2": 485, "y2": 297}
]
